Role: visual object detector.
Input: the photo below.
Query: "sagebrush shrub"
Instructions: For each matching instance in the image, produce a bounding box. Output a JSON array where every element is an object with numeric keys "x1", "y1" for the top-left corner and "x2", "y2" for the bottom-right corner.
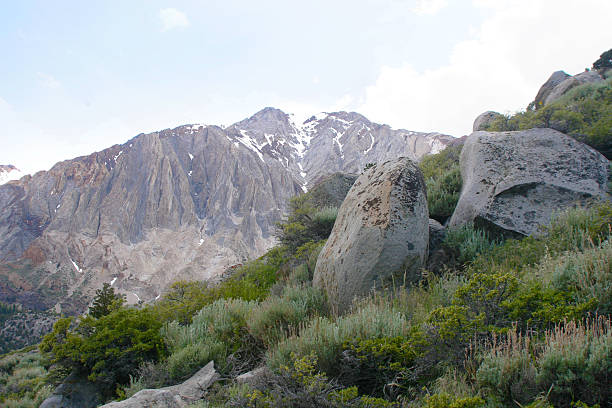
[
  {"x1": 442, "y1": 224, "x2": 498, "y2": 266},
  {"x1": 419, "y1": 144, "x2": 463, "y2": 224},
  {"x1": 248, "y1": 286, "x2": 326, "y2": 347},
  {"x1": 475, "y1": 317, "x2": 611, "y2": 408},
  {"x1": 267, "y1": 303, "x2": 410, "y2": 377}
]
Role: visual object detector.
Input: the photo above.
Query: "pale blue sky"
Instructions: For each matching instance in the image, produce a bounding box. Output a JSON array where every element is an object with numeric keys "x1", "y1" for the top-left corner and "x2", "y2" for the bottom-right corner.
[{"x1": 1, "y1": 0, "x2": 611, "y2": 174}]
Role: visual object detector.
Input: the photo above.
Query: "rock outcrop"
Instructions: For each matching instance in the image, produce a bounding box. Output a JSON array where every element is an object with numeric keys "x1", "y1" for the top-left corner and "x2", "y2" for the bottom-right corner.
[
  {"x1": 301, "y1": 172, "x2": 358, "y2": 209},
  {"x1": 39, "y1": 372, "x2": 102, "y2": 408},
  {"x1": 533, "y1": 70, "x2": 605, "y2": 108},
  {"x1": 0, "y1": 109, "x2": 453, "y2": 313},
  {"x1": 448, "y1": 128, "x2": 609, "y2": 236},
  {"x1": 473, "y1": 111, "x2": 503, "y2": 131},
  {"x1": 313, "y1": 158, "x2": 429, "y2": 313},
  {"x1": 100, "y1": 361, "x2": 219, "y2": 408},
  {"x1": 532, "y1": 71, "x2": 571, "y2": 108}
]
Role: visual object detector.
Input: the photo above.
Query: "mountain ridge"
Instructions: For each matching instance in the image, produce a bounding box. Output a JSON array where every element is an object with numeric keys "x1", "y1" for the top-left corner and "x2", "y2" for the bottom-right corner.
[{"x1": 0, "y1": 107, "x2": 456, "y2": 313}]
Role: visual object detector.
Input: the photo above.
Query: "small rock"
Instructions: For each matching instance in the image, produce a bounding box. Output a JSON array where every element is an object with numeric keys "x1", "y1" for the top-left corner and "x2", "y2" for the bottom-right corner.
[
  {"x1": 100, "y1": 361, "x2": 219, "y2": 408},
  {"x1": 236, "y1": 367, "x2": 268, "y2": 384}
]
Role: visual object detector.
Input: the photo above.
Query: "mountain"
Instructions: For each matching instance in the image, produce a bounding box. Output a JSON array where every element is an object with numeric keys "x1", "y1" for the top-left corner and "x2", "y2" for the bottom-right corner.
[
  {"x1": 0, "y1": 108, "x2": 455, "y2": 314},
  {"x1": 0, "y1": 165, "x2": 24, "y2": 185}
]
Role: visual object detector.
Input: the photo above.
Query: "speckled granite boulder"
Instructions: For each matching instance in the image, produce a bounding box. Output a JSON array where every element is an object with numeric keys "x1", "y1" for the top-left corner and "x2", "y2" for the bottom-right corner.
[
  {"x1": 448, "y1": 128, "x2": 609, "y2": 236},
  {"x1": 313, "y1": 158, "x2": 428, "y2": 313}
]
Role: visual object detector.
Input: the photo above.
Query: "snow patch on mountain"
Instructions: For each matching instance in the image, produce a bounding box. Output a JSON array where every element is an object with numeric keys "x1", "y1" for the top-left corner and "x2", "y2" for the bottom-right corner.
[
  {"x1": 428, "y1": 138, "x2": 446, "y2": 155},
  {"x1": 236, "y1": 129, "x2": 265, "y2": 162}
]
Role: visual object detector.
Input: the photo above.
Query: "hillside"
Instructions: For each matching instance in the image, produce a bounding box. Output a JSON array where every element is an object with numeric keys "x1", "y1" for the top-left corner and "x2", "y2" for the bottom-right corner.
[{"x1": 1, "y1": 51, "x2": 611, "y2": 408}]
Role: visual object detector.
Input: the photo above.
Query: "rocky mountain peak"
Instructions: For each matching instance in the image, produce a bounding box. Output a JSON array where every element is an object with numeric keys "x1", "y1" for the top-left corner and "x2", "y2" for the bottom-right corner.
[
  {"x1": 0, "y1": 108, "x2": 457, "y2": 313},
  {"x1": 0, "y1": 164, "x2": 24, "y2": 185}
]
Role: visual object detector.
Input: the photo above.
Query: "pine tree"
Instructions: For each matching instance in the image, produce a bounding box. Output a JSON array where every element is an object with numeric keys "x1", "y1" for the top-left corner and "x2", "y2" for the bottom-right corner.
[{"x1": 89, "y1": 283, "x2": 125, "y2": 318}]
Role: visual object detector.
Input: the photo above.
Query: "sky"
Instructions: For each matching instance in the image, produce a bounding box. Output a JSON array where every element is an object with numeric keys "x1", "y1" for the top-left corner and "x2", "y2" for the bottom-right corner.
[{"x1": 1, "y1": 0, "x2": 611, "y2": 175}]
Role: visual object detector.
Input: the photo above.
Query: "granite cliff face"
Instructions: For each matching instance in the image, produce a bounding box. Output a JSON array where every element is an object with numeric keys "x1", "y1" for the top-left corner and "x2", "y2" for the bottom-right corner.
[{"x1": 0, "y1": 108, "x2": 454, "y2": 313}]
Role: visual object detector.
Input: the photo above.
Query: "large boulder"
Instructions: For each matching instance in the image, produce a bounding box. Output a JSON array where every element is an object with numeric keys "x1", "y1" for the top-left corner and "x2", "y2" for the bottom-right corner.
[
  {"x1": 544, "y1": 70, "x2": 605, "y2": 106},
  {"x1": 99, "y1": 361, "x2": 219, "y2": 408},
  {"x1": 533, "y1": 70, "x2": 605, "y2": 108},
  {"x1": 448, "y1": 128, "x2": 609, "y2": 236},
  {"x1": 313, "y1": 157, "x2": 429, "y2": 313},
  {"x1": 473, "y1": 111, "x2": 503, "y2": 131},
  {"x1": 532, "y1": 70, "x2": 571, "y2": 108}
]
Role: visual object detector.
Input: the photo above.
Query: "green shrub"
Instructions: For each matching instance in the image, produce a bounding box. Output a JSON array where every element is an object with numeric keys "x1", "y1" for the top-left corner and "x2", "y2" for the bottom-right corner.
[
  {"x1": 544, "y1": 202, "x2": 612, "y2": 253},
  {"x1": 427, "y1": 368, "x2": 478, "y2": 402},
  {"x1": 276, "y1": 192, "x2": 338, "y2": 253},
  {"x1": 485, "y1": 79, "x2": 612, "y2": 158},
  {"x1": 536, "y1": 318, "x2": 611, "y2": 407},
  {"x1": 153, "y1": 256, "x2": 282, "y2": 326},
  {"x1": 1, "y1": 385, "x2": 52, "y2": 408},
  {"x1": 0, "y1": 353, "x2": 21, "y2": 374},
  {"x1": 426, "y1": 167, "x2": 462, "y2": 223},
  {"x1": 39, "y1": 307, "x2": 165, "y2": 398},
  {"x1": 216, "y1": 260, "x2": 279, "y2": 301},
  {"x1": 268, "y1": 303, "x2": 410, "y2": 377},
  {"x1": 165, "y1": 340, "x2": 226, "y2": 381},
  {"x1": 442, "y1": 224, "x2": 498, "y2": 266},
  {"x1": 476, "y1": 331, "x2": 538, "y2": 405},
  {"x1": 427, "y1": 305, "x2": 484, "y2": 356},
  {"x1": 152, "y1": 280, "x2": 214, "y2": 325},
  {"x1": 422, "y1": 393, "x2": 485, "y2": 408},
  {"x1": 248, "y1": 286, "x2": 326, "y2": 347},
  {"x1": 3, "y1": 365, "x2": 46, "y2": 394},
  {"x1": 163, "y1": 298, "x2": 260, "y2": 378},
  {"x1": 419, "y1": 144, "x2": 462, "y2": 182},
  {"x1": 286, "y1": 263, "x2": 312, "y2": 286},
  {"x1": 0, "y1": 349, "x2": 51, "y2": 407},
  {"x1": 89, "y1": 282, "x2": 125, "y2": 318},
  {"x1": 339, "y1": 331, "x2": 428, "y2": 397},
  {"x1": 542, "y1": 240, "x2": 612, "y2": 314},
  {"x1": 468, "y1": 235, "x2": 547, "y2": 275},
  {"x1": 453, "y1": 272, "x2": 519, "y2": 328},
  {"x1": 226, "y1": 353, "x2": 398, "y2": 408},
  {"x1": 396, "y1": 273, "x2": 466, "y2": 325},
  {"x1": 419, "y1": 144, "x2": 463, "y2": 223},
  {"x1": 467, "y1": 202, "x2": 612, "y2": 278},
  {"x1": 476, "y1": 317, "x2": 611, "y2": 408}
]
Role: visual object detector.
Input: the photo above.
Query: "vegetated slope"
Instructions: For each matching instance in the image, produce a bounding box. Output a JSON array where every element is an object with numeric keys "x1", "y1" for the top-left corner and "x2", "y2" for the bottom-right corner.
[
  {"x1": 33, "y1": 192, "x2": 612, "y2": 408},
  {"x1": 9, "y1": 139, "x2": 612, "y2": 407},
  {"x1": 0, "y1": 108, "x2": 454, "y2": 314},
  {"x1": 483, "y1": 77, "x2": 612, "y2": 158},
  {"x1": 14, "y1": 49, "x2": 612, "y2": 408}
]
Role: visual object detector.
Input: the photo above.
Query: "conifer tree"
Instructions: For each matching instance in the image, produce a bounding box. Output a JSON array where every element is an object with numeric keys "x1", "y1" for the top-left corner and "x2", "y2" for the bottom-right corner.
[{"x1": 89, "y1": 282, "x2": 125, "y2": 318}]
